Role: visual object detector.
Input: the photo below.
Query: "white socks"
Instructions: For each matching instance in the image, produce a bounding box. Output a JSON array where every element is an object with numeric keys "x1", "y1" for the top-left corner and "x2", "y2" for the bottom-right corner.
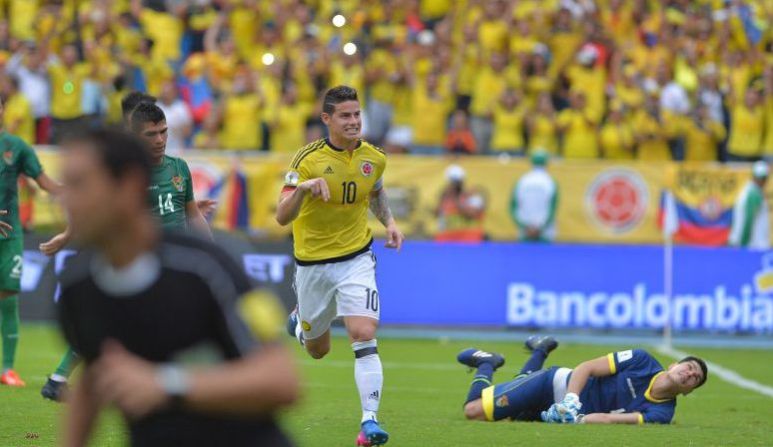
[{"x1": 352, "y1": 339, "x2": 383, "y2": 423}]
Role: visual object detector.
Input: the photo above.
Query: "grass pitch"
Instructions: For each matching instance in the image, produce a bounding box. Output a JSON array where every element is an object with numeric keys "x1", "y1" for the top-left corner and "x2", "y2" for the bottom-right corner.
[{"x1": 0, "y1": 325, "x2": 771, "y2": 446}]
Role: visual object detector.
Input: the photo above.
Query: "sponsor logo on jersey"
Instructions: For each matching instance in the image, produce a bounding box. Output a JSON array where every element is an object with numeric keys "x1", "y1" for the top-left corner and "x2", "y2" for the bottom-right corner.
[
  {"x1": 171, "y1": 176, "x2": 184, "y2": 192},
  {"x1": 301, "y1": 320, "x2": 312, "y2": 332},
  {"x1": 360, "y1": 161, "x2": 374, "y2": 177},
  {"x1": 585, "y1": 169, "x2": 648, "y2": 234},
  {"x1": 495, "y1": 395, "x2": 509, "y2": 407},
  {"x1": 2, "y1": 151, "x2": 13, "y2": 166},
  {"x1": 324, "y1": 166, "x2": 334, "y2": 175}
]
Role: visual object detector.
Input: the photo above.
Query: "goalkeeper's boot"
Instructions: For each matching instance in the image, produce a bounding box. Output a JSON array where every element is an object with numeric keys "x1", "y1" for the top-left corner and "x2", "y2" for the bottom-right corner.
[
  {"x1": 357, "y1": 420, "x2": 389, "y2": 446},
  {"x1": 456, "y1": 348, "x2": 505, "y2": 370},
  {"x1": 525, "y1": 335, "x2": 558, "y2": 355},
  {"x1": 41, "y1": 377, "x2": 68, "y2": 402},
  {"x1": 285, "y1": 306, "x2": 304, "y2": 345},
  {"x1": 0, "y1": 369, "x2": 25, "y2": 387}
]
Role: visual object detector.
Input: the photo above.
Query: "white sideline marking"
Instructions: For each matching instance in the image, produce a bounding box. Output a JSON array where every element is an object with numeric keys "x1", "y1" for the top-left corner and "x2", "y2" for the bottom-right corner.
[{"x1": 656, "y1": 345, "x2": 773, "y2": 399}]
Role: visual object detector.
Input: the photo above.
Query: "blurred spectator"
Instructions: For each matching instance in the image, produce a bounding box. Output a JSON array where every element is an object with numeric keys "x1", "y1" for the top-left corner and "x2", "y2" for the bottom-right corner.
[
  {"x1": 726, "y1": 84, "x2": 764, "y2": 162},
  {"x1": 469, "y1": 52, "x2": 517, "y2": 153},
  {"x1": 1, "y1": 75, "x2": 34, "y2": 145},
  {"x1": 217, "y1": 69, "x2": 263, "y2": 150},
  {"x1": 157, "y1": 80, "x2": 193, "y2": 153},
  {"x1": 598, "y1": 102, "x2": 634, "y2": 159},
  {"x1": 526, "y1": 93, "x2": 557, "y2": 155},
  {"x1": 683, "y1": 105, "x2": 726, "y2": 162},
  {"x1": 490, "y1": 88, "x2": 527, "y2": 154},
  {"x1": 510, "y1": 151, "x2": 558, "y2": 242},
  {"x1": 270, "y1": 83, "x2": 312, "y2": 153},
  {"x1": 557, "y1": 91, "x2": 598, "y2": 159},
  {"x1": 435, "y1": 165, "x2": 486, "y2": 242},
  {"x1": 631, "y1": 94, "x2": 674, "y2": 161},
  {"x1": 729, "y1": 161, "x2": 769, "y2": 250},
  {"x1": 410, "y1": 73, "x2": 452, "y2": 155},
  {"x1": 48, "y1": 44, "x2": 88, "y2": 142},
  {"x1": 445, "y1": 110, "x2": 476, "y2": 155},
  {"x1": 5, "y1": 43, "x2": 50, "y2": 143}
]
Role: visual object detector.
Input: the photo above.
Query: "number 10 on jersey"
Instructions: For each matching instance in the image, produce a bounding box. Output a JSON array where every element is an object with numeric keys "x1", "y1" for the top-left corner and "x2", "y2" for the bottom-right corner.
[{"x1": 158, "y1": 193, "x2": 175, "y2": 215}]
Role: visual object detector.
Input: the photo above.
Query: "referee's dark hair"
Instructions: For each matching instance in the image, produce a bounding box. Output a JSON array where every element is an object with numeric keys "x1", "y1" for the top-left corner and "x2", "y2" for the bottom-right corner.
[
  {"x1": 63, "y1": 129, "x2": 152, "y2": 186},
  {"x1": 130, "y1": 102, "x2": 166, "y2": 132},
  {"x1": 121, "y1": 91, "x2": 156, "y2": 120},
  {"x1": 322, "y1": 85, "x2": 359, "y2": 114}
]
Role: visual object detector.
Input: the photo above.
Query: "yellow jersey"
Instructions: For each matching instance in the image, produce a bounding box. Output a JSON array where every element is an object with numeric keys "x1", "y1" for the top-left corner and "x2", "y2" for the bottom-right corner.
[
  {"x1": 48, "y1": 63, "x2": 90, "y2": 120},
  {"x1": 684, "y1": 119, "x2": 725, "y2": 161},
  {"x1": 271, "y1": 102, "x2": 312, "y2": 153},
  {"x1": 727, "y1": 104, "x2": 764, "y2": 157},
  {"x1": 491, "y1": 104, "x2": 527, "y2": 151},
  {"x1": 528, "y1": 114, "x2": 558, "y2": 154},
  {"x1": 284, "y1": 138, "x2": 387, "y2": 263},
  {"x1": 3, "y1": 93, "x2": 34, "y2": 145},
  {"x1": 599, "y1": 121, "x2": 635, "y2": 159},
  {"x1": 220, "y1": 94, "x2": 263, "y2": 150},
  {"x1": 557, "y1": 109, "x2": 598, "y2": 159},
  {"x1": 764, "y1": 98, "x2": 773, "y2": 156}
]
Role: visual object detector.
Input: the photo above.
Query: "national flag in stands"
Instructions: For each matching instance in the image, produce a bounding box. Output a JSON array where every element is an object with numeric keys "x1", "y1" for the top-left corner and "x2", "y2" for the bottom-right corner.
[
  {"x1": 224, "y1": 167, "x2": 250, "y2": 230},
  {"x1": 657, "y1": 189, "x2": 733, "y2": 246}
]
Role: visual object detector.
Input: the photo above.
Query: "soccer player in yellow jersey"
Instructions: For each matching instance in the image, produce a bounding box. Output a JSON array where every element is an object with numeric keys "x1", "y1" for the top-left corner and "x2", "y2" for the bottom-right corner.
[{"x1": 276, "y1": 86, "x2": 403, "y2": 447}]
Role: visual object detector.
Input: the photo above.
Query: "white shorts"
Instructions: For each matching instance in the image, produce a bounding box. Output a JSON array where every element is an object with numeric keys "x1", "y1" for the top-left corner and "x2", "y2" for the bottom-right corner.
[{"x1": 294, "y1": 251, "x2": 380, "y2": 340}]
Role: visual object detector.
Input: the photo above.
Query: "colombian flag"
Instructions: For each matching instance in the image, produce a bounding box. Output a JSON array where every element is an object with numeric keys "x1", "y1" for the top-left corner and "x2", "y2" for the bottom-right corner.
[
  {"x1": 658, "y1": 190, "x2": 732, "y2": 246},
  {"x1": 223, "y1": 167, "x2": 250, "y2": 230}
]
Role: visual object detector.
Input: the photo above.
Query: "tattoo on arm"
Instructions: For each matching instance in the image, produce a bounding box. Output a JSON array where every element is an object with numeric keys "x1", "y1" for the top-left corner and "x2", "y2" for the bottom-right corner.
[{"x1": 369, "y1": 188, "x2": 394, "y2": 227}]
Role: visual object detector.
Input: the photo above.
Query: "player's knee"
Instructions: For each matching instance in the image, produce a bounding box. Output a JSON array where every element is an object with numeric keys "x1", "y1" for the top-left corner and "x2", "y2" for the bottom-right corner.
[
  {"x1": 463, "y1": 401, "x2": 486, "y2": 421},
  {"x1": 348, "y1": 323, "x2": 378, "y2": 342}
]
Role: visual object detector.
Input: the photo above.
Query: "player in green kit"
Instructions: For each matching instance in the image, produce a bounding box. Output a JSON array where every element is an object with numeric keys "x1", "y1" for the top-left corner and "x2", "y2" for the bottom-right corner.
[
  {"x1": 0, "y1": 96, "x2": 62, "y2": 387},
  {"x1": 130, "y1": 102, "x2": 212, "y2": 236},
  {"x1": 40, "y1": 102, "x2": 212, "y2": 400}
]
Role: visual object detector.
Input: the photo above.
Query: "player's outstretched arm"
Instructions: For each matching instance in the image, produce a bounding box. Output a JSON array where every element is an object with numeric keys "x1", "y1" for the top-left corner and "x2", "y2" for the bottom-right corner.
[
  {"x1": 566, "y1": 355, "x2": 614, "y2": 395},
  {"x1": 581, "y1": 412, "x2": 641, "y2": 424},
  {"x1": 64, "y1": 367, "x2": 103, "y2": 447},
  {"x1": 186, "y1": 200, "x2": 214, "y2": 241},
  {"x1": 40, "y1": 227, "x2": 72, "y2": 256},
  {"x1": 369, "y1": 187, "x2": 404, "y2": 251},
  {"x1": 275, "y1": 178, "x2": 330, "y2": 226}
]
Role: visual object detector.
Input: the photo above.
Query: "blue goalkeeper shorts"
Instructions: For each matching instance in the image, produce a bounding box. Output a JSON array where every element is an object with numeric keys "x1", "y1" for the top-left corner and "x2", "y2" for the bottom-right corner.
[{"x1": 481, "y1": 366, "x2": 571, "y2": 421}]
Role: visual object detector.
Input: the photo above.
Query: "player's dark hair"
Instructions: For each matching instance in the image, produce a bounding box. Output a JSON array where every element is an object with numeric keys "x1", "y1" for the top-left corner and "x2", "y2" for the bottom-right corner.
[
  {"x1": 130, "y1": 102, "x2": 166, "y2": 133},
  {"x1": 121, "y1": 91, "x2": 157, "y2": 120},
  {"x1": 679, "y1": 356, "x2": 708, "y2": 388},
  {"x1": 63, "y1": 129, "x2": 152, "y2": 186},
  {"x1": 322, "y1": 85, "x2": 358, "y2": 115}
]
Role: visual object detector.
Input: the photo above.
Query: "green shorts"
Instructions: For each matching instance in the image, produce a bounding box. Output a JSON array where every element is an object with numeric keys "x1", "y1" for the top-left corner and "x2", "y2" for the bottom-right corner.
[{"x1": 0, "y1": 238, "x2": 23, "y2": 292}]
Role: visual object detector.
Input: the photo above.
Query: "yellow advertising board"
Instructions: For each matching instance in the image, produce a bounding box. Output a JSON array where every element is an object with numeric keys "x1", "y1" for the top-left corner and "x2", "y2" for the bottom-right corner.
[{"x1": 29, "y1": 150, "x2": 762, "y2": 244}]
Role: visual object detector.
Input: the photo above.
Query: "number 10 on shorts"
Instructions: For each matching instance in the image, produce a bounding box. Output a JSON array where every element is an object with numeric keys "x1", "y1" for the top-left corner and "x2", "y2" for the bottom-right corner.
[{"x1": 365, "y1": 287, "x2": 379, "y2": 312}]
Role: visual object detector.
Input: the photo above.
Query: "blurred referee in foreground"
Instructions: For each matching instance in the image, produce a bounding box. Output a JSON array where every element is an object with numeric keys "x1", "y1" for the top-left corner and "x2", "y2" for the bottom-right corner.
[{"x1": 56, "y1": 129, "x2": 298, "y2": 446}]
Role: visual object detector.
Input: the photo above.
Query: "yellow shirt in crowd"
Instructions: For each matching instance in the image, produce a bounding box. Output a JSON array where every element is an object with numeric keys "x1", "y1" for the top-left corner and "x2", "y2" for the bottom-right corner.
[
  {"x1": 727, "y1": 104, "x2": 764, "y2": 157},
  {"x1": 491, "y1": 104, "x2": 527, "y2": 151},
  {"x1": 271, "y1": 102, "x2": 313, "y2": 153},
  {"x1": 48, "y1": 63, "x2": 90, "y2": 120},
  {"x1": 411, "y1": 85, "x2": 453, "y2": 147},
  {"x1": 683, "y1": 119, "x2": 726, "y2": 161},
  {"x1": 557, "y1": 108, "x2": 598, "y2": 158},
  {"x1": 598, "y1": 120, "x2": 635, "y2": 159},
  {"x1": 528, "y1": 114, "x2": 557, "y2": 155},
  {"x1": 3, "y1": 93, "x2": 35, "y2": 145},
  {"x1": 220, "y1": 94, "x2": 263, "y2": 150}
]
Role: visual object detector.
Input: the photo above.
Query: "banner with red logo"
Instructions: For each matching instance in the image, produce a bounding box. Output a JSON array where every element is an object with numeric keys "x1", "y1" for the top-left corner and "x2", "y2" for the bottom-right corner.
[{"x1": 28, "y1": 150, "x2": 767, "y2": 245}]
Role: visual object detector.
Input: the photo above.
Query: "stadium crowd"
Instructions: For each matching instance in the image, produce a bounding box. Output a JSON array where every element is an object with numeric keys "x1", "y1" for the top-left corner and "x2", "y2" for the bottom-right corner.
[{"x1": 0, "y1": 0, "x2": 772, "y2": 161}]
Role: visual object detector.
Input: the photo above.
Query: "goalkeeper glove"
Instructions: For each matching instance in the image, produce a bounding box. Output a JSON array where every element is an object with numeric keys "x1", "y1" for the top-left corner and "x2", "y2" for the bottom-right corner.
[{"x1": 541, "y1": 392, "x2": 582, "y2": 424}]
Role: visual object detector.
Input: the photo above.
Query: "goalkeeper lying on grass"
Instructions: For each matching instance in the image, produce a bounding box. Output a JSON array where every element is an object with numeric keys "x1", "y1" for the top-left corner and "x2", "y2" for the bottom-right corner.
[{"x1": 457, "y1": 337, "x2": 707, "y2": 424}]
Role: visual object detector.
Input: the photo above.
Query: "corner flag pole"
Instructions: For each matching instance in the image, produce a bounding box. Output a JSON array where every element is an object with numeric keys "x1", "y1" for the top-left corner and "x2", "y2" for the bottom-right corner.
[{"x1": 662, "y1": 190, "x2": 678, "y2": 350}]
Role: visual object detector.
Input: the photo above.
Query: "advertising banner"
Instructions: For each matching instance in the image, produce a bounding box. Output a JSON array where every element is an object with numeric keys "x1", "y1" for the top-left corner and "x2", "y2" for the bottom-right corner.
[
  {"x1": 30, "y1": 150, "x2": 763, "y2": 244},
  {"x1": 372, "y1": 241, "x2": 773, "y2": 333}
]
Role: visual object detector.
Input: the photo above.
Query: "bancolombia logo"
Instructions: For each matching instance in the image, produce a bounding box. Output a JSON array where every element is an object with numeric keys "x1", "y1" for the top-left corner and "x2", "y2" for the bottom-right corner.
[{"x1": 507, "y1": 283, "x2": 773, "y2": 332}]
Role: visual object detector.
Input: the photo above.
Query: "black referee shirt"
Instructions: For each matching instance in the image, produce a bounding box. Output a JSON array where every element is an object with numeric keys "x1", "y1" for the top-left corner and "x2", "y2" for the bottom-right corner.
[{"x1": 57, "y1": 232, "x2": 293, "y2": 447}]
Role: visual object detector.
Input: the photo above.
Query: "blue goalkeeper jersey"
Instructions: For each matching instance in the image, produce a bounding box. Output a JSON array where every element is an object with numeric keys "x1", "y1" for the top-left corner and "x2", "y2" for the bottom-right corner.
[{"x1": 579, "y1": 349, "x2": 676, "y2": 424}]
